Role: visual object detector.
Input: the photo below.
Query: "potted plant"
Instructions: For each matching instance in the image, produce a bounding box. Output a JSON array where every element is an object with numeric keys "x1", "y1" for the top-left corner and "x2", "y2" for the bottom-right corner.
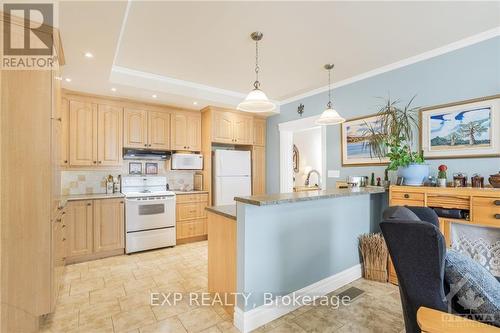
[
  {"x1": 437, "y1": 164, "x2": 447, "y2": 187},
  {"x1": 364, "y1": 96, "x2": 429, "y2": 186}
]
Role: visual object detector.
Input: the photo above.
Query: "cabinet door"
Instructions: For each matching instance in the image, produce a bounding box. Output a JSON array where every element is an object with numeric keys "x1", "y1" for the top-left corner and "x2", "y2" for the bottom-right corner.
[
  {"x1": 253, "y1": 118, "x2": 266, "y2": 146},
  {"x1": 66, "y1": 201, "x2": 93, "y2": 257},
  {"x1": 171, "y1": 112, "x2": 188, "y2": 150},
  {"x1": 233, "y1": 114, "x2": 253, "y2": 144},
  {"x1": 93, "y1": 199, "x2": 124, "y2": 253},
  {"x1": 186, "y1": 114, "x2": 201, "y2": 151},
  {"x1": 252, "y1": 146, "x2": 266, "y2": 195},
  {"x1": 69, "y1": 100, "x2": 97, "y2": 166},
  {"x1": 61, "y1": 97, "x2": 69, "y2": 166},
  {"x1": 97, "y1": 105, "x2": 123, "y2": 166},
  {"x1": 212, "y1": 111, "x2": 234, "y2": 144},
  {"x1": 124, "y1": 108, "x2": 148, "y2": 148},
  {"x1": 148, "y1": 111, "x2": 171, "y2": 150}
]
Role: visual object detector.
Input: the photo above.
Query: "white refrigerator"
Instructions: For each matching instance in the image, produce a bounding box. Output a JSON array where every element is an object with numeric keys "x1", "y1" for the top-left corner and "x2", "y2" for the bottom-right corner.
[{"x1": 214, "y1": 150, "x2": 252, "y2": 206}]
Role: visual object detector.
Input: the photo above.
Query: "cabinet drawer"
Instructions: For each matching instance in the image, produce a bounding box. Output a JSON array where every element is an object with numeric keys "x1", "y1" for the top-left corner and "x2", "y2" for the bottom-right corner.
[
  {"x1": 176, "y1": 219, "x2": 206, "y2": 239},
  {"x1": 177, "y1": 202, "x2": 207, "y2": 220},
  {"x1": 390, "y1": 199, "x2": 425, "y2": 207},
  {"x1": 472, "y1": 197, "x2": 500, "y2": 227},
  {"x1": 176, "y1": 193, "x2": 208, "y2": 203},
  {"x1": 391, "y1": 191, "x2": 424, "y2": 202},
  {"x1": 427, "y1": 195, "x2": 470, "y2": 210}
]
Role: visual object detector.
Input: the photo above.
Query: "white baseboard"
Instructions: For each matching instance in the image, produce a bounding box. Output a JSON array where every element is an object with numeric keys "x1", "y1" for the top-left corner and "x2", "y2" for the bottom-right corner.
[{"x1": 234, "y1": 264, "x2": 362, "y2": 333}]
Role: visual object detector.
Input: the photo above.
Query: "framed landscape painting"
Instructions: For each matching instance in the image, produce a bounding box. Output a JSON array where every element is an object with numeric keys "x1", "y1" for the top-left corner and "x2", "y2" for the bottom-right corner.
[
  {"x1": 420, "y1": 95, "x2": 500, "y2": 159},
  {"x1": 341, "y1": 114, "x2": 389, "y2": 166}
]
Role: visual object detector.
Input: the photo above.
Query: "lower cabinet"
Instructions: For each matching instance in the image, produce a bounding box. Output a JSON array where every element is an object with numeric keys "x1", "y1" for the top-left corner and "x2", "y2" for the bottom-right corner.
[
  {"x1": 176, "y1": 193, "x2": 209, "y2": 243},
  {"x1": 66, "y1": 198, "x2": 124, "y2": 263},
  {"x1": 51, "y1": 207, "x2": 67, "y2": 311}
]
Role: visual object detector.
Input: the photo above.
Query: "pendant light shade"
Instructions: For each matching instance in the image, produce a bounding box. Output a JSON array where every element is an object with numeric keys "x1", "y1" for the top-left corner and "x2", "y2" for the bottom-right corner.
[
  {"x1": 237, "y1": 32, "x2": 276, "y2": 113},
  {"x1": 316, "y1": 64, "x2": 345, "y2": 125}
]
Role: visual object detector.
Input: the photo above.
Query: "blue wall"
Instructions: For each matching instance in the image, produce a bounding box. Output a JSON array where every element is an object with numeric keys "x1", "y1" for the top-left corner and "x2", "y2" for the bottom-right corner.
[{"x1": 266, "y1": 37, "x2": 500, "y2": 194}]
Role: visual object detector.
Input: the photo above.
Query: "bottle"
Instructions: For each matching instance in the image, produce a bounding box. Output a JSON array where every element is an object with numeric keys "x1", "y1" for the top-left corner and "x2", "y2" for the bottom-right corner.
[
  {"x1": 370, "y1": 172, "x2": 375, "y2": 186},
  {"x1": 106, "y1": 175, "x2": 114, "y2": 194}
]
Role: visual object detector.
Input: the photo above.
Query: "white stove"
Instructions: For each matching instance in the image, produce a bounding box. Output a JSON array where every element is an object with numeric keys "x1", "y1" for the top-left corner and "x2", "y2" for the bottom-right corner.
[{"x1": 122, "y1": 176, "x2": 176, "y2": 253}]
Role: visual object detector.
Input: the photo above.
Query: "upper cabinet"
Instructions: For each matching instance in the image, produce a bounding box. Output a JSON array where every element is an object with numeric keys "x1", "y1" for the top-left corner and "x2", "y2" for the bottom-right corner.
[
  {"x1": 123, "y1": 108, "x2": 148, "y2": 149},
  {"x1": 69, "y1": 100, "x2": 97, "y2": 166},
  {"x1": 212, "y1": 110, "x2": 254, "y2": 145},
  {"x1": 68, "y1": 100, "x2": 123, "y2": 167},
  {"x1": 253, "y1": 118, "x2": 266, "y2": 146},
  {"x1": 171, "y1": 111, "x2": 201, "y2": 151},
  {"x1": 97, "y1": 105, "x2": 123, "y2": 166},
  {"x1": 148, "y1": 111, "x2": 171, "y2": 150},
  {"x1": 124, "y1": 108, "x2": 172, "y2": 150}
]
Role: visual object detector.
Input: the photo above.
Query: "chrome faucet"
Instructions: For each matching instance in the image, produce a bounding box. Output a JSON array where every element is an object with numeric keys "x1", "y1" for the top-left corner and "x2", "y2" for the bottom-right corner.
[{"x1": 305, "y1": 169, "x2": 321, "y2": 189}]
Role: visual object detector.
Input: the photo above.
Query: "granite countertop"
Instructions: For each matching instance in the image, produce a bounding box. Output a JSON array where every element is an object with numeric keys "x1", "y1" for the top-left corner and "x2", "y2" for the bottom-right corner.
[
  {"x1": 174, "y1": 190, "x2": 209, "y2": 195},
  {"x1": 205, "y1": 205, "x2": 236, "y2": 220},
  {"x1": 234, "y1": 186, "x2": 387, "y2": 206}
]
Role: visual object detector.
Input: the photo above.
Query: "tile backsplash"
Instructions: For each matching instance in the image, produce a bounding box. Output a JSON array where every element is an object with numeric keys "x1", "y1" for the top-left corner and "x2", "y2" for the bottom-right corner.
[{"x1": 61, "y1": 160, "x2": 196, "y2": 195}]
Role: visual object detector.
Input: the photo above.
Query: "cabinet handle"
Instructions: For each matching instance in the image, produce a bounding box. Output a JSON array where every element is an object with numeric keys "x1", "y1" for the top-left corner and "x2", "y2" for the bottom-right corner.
[
  {"x1": 87, "y1": 203, "x2": 91, "y2": 206},
  {"x1": 62, "y1": 238, "x2": 66, "y2": 241},
  {"x1": 144, "y1": 144, "x2": 147, "y2": 147},
  {"x1": 51, "y1": 117, "x2": 62, "y2": 121},
  {"x1": 494, "y1": 200, "x2": 500, "y2": 206},
  {"x1": 64, "y1": 160, "x2": 68, "y2": 164},
  {"x1": 62, "y1": 224, "x2": 66, "y2": 228},
  {"x1": 55, "y1": 218, "x2": 61, "y2": 223},
  {"x1": 404, "y1": 194, "x2": 410, "y2": 199},
  {"x1": 98, "y1": 161, "x2": 102, "y2": 164},
  {"x1": 495, "y1": 214, "x2": 500, "y2": 219},
  {"x1": 120, "y1": 201, "x2": 124, "y2": 204},
  {"x1": 93, "y1": 161, "x2": 97, "y2": 164}
]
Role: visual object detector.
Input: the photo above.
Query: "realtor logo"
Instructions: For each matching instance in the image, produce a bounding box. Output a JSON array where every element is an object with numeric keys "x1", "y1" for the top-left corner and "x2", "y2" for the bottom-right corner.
[
  {"x1": 2, "y1": 3, "x2": 56, "y2": 69},
  {"x1": 3, "y1": 3, "x2": 53, "y2": 55}
]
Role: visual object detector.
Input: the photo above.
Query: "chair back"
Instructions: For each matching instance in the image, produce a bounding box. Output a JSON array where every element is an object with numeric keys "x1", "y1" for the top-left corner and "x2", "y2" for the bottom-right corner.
[{"x1": 381, "y1": 207, "x2": 448, "y2": 333}]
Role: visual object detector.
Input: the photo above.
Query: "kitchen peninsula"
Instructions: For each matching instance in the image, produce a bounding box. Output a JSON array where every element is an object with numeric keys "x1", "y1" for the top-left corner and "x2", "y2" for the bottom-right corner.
[{"x1": 206, "y1": 187, "x2": 387, "y2": 332}]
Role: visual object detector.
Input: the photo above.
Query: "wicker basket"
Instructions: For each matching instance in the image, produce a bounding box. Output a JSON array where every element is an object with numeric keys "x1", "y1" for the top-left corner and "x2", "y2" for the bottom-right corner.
[{"x1": 359, "y1": 233, "x2": 389, "y2": 282}]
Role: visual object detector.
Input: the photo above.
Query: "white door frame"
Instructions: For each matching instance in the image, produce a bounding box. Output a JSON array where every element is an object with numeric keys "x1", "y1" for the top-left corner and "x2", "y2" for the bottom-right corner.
[{"x1": 278, "y1": 115, "x2": 327, "y2": 193}]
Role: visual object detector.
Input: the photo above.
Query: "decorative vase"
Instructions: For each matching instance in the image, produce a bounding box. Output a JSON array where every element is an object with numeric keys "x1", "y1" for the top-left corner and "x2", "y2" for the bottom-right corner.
[
  {"x1": 397, "y1": 164, "x2": 429, "y2": 186},
  {"x1": 437, "y1": 178, "x2": 447, "y2": 187}
]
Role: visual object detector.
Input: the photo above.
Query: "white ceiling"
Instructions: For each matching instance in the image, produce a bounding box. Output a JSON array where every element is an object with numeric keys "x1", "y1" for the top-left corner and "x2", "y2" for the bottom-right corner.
[{"x1": 59, "y1": 1, "x2": 500, "y2": 111}]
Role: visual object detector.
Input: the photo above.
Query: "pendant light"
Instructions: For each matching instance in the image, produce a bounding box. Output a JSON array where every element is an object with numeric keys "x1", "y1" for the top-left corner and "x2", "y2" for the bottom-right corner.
[
  {"x1": 316, "y1": 64, "x2": 345, "y2": 125},
  {"x1": 237, "y1": 32, "x2": 276, "y2": 113}
]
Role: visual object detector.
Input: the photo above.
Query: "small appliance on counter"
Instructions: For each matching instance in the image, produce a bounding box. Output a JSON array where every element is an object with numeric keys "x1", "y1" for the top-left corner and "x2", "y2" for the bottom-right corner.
[{"x1": 171, "y1": 153, "x2": 203, "y2": 170}]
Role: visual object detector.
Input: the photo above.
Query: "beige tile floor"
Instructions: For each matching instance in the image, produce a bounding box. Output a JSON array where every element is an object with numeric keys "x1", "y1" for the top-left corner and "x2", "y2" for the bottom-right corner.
[{"x1": 41, "y1": 241, "x2": 404, "y2": 333}]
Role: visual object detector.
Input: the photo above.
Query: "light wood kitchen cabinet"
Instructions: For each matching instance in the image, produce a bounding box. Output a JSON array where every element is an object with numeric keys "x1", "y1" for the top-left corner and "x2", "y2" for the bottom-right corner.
[
  {"x1": 52, "y1": 208, "x2": 67, "y2": 310},
  {"x1": 124, "y1": 108, "x2": 148, "y2": 148},
  {"x1": 212, "y1": 110, "x2": 254, "y2": 144},
  {"x1": 148, "y1": 111, "x2": 171, "y2": 150},
  {"x1": 93, "y1": 199, "x2": 125, "y2": 253},
  {"x1": 252, "y1": 146, "x2": 266, "y2": 195},
  {"x1": 253, "y1": 117, "x2": 266, "y2": 146},
  {"x1": 66, "y1": 200, "x2": 94, "y2": 258},
  {"x1": 171, "y1": 111, "x2": 201, "y2": 151},
  {"x1": 233, "y1": 113, "x2": 254, "y2": 144},
  {"x1": 176, "y1": 193, "x2": 209, "y2": 243},
  {"x1": 69, "y1": 101, "x2": 123, "y2": 167},
  {"x1": 66, "y1": 198, "x2": 125, "y2": 263},
  {"x1": 61, "y1": 97, "x2": 70, "y2": 166},
  {"x1": 97, "y1": 105, "x2": 123, "y2": 166},
  {"x1": 69, "y1": 100, "x2": 97, "y2": 166},
  {"x1": 212, "y1": 111, "x2": 234, "y2": 144}
]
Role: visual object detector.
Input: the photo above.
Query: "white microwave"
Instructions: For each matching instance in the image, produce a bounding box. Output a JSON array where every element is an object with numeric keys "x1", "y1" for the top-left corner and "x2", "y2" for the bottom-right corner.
[{"x1": 171, "y1": 153, "x2": 203, "y2": 170}]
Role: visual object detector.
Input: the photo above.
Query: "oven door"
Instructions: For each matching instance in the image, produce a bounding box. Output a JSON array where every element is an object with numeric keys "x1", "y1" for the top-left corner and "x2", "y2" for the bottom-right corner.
[{"x1": 125, "y1": 196, "x2": 175, "y2": 232}]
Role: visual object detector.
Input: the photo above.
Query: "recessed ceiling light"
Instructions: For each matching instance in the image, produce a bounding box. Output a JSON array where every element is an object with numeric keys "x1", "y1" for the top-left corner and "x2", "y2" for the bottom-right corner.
[
  {"x1": 111, "y1": 87, "x2": 117, "y2": 92},
  {"x1": 152, "y1": 94, "x2": 157, "y2": 99},
  {"x1": 65, "y1": 78, "x2": 72, "y2": 82},
  {"x1": 193, "y1": 101, "x2": 198, "y2": 105},
  {"x1": 84, "y1": 52, "x2": 94, "y2": 58}
]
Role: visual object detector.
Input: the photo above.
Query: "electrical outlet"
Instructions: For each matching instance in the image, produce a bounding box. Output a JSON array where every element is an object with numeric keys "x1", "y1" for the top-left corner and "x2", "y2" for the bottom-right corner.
[{"x1": 328, "y1": 170, "x2": 340, "y2": 178}]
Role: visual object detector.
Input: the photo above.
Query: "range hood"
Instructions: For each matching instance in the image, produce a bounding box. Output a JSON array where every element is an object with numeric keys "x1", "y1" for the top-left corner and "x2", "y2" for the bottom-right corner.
[{"x1": 123, "y1": 148, "x2": 170, "y2": 160}]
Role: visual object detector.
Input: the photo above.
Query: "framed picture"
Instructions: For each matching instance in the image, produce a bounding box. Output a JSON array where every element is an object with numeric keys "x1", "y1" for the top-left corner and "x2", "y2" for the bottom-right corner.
[
  {"x1": 341, "y1": 114, "x2": 389, "y2": 166},
  {"x1": 145, "y1": 162, "x2": 158, "y2": 174},
  {"x1": 420, "y1": 95, "x2": 500, "y2": 159},
  {"x1": 129, "y1": 162, "x2": 142, "y2": 174}
]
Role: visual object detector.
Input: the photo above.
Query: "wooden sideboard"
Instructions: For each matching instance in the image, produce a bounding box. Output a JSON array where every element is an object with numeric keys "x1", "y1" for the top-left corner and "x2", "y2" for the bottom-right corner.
[{"x1": 388, "y1": 185, "x2": 500, "y2": 285}]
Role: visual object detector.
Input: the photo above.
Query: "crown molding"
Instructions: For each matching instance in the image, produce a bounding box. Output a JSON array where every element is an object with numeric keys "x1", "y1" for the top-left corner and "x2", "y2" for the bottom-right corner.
[{"x1": 279, "y1": 27, "x2": 500, "y2": 106}]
